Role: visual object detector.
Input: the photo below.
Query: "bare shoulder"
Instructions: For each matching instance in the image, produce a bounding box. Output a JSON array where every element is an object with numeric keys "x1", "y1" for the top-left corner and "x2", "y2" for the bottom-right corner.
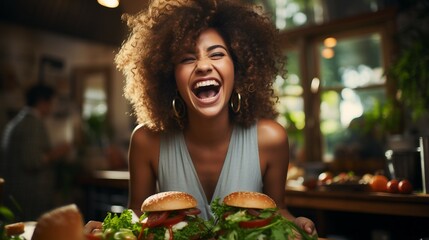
[
  {"x1": 129, "y1": 124, "x2": 161, "y2": 159},
  {"x1": 131, "y1": 124, "x2": 161, "y2": 147},
  {"x1": 128, "y1": 125, "x2": 160, "y2": 212},
  {"x1": 257, "y1": 119, "x2": 288, "y2": 148}
]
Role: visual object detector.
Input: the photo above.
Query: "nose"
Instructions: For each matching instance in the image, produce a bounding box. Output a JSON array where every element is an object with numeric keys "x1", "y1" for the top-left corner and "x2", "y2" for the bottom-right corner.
[{"x1": 195, "y1": 59, "x2": 212, "y2": 74}]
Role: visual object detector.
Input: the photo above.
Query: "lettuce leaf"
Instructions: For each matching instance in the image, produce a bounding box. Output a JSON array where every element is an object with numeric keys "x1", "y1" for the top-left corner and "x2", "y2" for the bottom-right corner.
[{"x1": 102, "y1": 209, "x2": 141, "y2": 238}]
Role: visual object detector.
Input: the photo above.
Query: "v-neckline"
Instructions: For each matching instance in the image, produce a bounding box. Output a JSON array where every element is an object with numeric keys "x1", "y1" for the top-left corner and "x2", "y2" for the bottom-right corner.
[{"x1": 179, "y1": 125, "x2": 236, "y2": 205}]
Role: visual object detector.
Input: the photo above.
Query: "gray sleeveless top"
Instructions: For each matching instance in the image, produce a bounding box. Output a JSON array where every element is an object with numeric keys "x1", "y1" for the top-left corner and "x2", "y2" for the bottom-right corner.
[{"x1": 158, "y1": 124, "x2": 262, "y2": 220}]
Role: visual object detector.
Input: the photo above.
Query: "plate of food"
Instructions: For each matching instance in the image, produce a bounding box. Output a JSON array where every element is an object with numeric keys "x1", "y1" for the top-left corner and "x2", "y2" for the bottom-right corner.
[{"x1": 317, "y1": 171, "x2": 371, "y2": 192}]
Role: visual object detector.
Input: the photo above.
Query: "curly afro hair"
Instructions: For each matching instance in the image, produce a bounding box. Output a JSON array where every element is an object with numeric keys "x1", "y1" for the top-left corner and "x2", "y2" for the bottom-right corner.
[{"x1": 115, "y1": 0, "x2": 285, "y2": 133}]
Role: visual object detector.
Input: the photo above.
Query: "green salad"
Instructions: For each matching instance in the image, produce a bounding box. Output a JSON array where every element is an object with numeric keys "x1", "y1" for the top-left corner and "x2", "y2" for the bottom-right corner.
[{"x1": 85, "y1": 200, "x2": 317, "y2": 240}]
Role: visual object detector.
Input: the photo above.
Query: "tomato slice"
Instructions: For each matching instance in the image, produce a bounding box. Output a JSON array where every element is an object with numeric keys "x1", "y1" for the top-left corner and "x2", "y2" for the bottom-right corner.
[
  {"x1": 239, "y1": 217, "x2": 272, "y2": 229},
  {"x1": 145, "y1": 211, "x2": 169, "y2": 227},
  {"x1": 179, "y1": 208, "x2": 201, "y2": 216},
  {"x1": 162, "y1": 214, "x2": 186, "y2": 226}
]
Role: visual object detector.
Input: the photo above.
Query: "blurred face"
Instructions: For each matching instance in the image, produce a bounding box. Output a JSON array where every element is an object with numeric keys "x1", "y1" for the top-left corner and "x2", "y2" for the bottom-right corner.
[
  {"x1": 174, "y1": 28, "x2": 235, "y2": 119},
  {"x1": 37, "y1": 99, "x2": 54, "y2": 118}
]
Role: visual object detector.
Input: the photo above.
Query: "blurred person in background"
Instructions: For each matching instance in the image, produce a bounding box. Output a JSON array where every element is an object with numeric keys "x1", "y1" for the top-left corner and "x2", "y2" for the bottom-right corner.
[{"x1": 1, "y1": 83, "x2": 71, "y2": 221}]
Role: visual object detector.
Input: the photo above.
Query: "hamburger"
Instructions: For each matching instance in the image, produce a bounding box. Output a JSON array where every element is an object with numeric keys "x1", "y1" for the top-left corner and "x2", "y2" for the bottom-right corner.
[
  {"x1": 210, "y1": 191, "x2": 316, "y2": 240},
  {"x1": 138, "y1": 191, "x2": 211, "y2": 240},
  {"x1": 31, "y1": 204, "x2": 85, "y2": 240}
]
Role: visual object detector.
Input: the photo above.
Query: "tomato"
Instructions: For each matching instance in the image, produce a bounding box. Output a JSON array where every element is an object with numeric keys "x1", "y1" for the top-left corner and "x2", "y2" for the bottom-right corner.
[
  {"x1": 398, "y1": 179, "x2": 413, "y2": 194},
  {"x1": 162, "y1": 214, "x2": 186, "y2": 226},
  {"x1": 239, "y1": 217, "x2": 272, "y2": 228},
  {"x1": 387, "y1": 179, "x2": 399, "y2": 193},
  {"x1": 179, "y1": 208, "x2": 201, "y2": 216},
  {"x1": 144, "y1": 211, "x2": 169, "y2": 227},
  {"x1": 369, "y1": 175, "x2": 388, "y2": 192}
]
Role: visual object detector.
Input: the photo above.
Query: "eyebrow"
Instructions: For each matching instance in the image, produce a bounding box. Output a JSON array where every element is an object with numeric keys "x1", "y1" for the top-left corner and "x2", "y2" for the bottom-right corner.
[{"x1": 207, "y1": 44, "x2": 228, "y2": 52}]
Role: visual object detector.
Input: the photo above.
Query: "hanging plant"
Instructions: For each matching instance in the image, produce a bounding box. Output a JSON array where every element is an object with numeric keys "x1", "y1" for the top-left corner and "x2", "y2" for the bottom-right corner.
[
  {"x1": 387, "y1": 1, "x2": 429, "y2": 122},
  {"x1": 389, "y1": 39, "x2": 429, "y2": 121}
]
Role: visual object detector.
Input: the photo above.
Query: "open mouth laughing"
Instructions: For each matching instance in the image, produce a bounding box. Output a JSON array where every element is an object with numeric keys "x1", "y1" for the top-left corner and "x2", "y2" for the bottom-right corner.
[{"x1": 192, "y1": 79, "x2": 221, "y2": 100}]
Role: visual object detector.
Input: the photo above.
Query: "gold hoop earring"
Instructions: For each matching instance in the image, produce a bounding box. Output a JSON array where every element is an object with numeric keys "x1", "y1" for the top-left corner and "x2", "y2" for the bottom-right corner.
[
  {"x1": 172, "y1": 96, "x2": 186, "y2": 119},
  {"x1": 230, "y1": 91, "x2": 241, "y2": 113}
]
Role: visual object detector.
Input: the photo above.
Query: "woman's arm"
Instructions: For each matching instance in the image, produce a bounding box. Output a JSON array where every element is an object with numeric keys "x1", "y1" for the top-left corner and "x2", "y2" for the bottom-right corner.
[
  {"x1": 258, "y1": 119, "x2": 317, "y2": 235},
  {"x1": 257, "y1": 119, "x2": 289, "y2": 210},
  {"x1": 127, "y1": 125, "x2": 160, "y2": 216}
]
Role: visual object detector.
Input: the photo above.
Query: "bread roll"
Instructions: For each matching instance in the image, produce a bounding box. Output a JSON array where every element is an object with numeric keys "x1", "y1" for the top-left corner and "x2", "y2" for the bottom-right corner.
[
  {"x1": 31, "y1": 204, "x2": 84, "y2": 240},
  {"x1": 223, "y1": 191, "x2": 277, "y2": 209},
  {"x1": 4, "y1": 222, "x2": 25, "y2": 236},
  {"x1": 141, "y1": 191, "x2": 197, "y2": 212}
]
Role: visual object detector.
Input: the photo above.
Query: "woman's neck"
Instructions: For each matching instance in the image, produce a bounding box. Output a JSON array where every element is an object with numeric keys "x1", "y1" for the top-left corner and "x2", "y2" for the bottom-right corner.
[{"x1": 184, "y1": 110, "x2": 233, "y2": 146}]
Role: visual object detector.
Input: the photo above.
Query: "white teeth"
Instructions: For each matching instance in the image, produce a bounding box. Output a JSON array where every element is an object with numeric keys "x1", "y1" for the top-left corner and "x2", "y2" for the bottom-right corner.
[{"x1": 194, "y1": 80, "x2": 219, "y2": 89}]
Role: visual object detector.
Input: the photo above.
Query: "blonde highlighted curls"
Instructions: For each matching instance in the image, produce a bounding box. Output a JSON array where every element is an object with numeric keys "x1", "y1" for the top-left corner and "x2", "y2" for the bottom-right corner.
[{"x1": 115, "y1": 0, "x2": 285, "y2": 133}]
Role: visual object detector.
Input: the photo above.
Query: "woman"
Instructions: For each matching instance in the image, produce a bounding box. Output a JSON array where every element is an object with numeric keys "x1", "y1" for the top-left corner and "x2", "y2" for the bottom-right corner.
[{"x1": 87, "y1": 0, "x2": 316, "y2": 235}]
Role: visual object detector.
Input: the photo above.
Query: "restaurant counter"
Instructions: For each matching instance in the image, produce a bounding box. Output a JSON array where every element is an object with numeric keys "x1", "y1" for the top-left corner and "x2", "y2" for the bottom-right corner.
[
  {"x1": 285, "y1": 187, "x2": 429, "y2": 217},
  {"x1": 79, "y1": 171, "x2": 429, "y2": 239},
  {"x1": 78, "y1": 170, "x2": 130, "y2": 221},
  {"x1": 285, "y1": 187, "x2": 429, "y2": 239}
]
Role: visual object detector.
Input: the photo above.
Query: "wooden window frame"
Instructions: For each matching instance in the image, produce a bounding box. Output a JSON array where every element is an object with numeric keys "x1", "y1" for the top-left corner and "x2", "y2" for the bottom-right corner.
[{"x1": 279, "y1": 8, "x2": 397, "y2": 162}]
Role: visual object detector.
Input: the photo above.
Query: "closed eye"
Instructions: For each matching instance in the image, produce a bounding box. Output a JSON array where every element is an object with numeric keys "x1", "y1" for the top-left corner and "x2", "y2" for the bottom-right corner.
[
  {"x1": 180, "y1": 56, "x2": 196, "y2": 64},
  {"x1": 210, "y1": 52, "x2": 226, "y2": 59}
]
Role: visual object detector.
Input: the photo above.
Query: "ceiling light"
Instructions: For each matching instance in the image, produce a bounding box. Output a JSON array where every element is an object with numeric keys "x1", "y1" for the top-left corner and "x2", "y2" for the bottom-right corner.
[
  {"x1": 321, "y1": 47, "x2": 334, "y2": 59},
  {"x1": 97, "y1": 0, "x2": 119, "y2": 8},
  {"x1": 323, "y1": 37, "x2": 337, "y2": 48}
]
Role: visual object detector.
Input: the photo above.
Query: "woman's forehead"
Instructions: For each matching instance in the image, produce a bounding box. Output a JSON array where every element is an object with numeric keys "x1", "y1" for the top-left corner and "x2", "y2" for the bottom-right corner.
[{"x1": 180, "y1": 29, "x2": 227, "y2": 52}]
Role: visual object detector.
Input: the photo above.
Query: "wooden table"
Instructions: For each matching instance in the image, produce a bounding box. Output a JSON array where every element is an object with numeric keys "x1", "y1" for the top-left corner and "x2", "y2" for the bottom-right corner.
[
  {"x1": 285, "y1": 188, "x2": 429, "y2": 217},
  {"x1": 285, "y1": 187, "x2": 429, "y2": 239}
]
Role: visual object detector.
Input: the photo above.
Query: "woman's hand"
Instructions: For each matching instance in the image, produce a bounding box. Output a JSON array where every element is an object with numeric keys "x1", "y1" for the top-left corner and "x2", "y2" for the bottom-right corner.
[
  {"x1": 294, "y1": 216, "x2": 317, "y2": 236},
  {"x1": 84, "y1": 221, "x2": 103, "y2": 235}
]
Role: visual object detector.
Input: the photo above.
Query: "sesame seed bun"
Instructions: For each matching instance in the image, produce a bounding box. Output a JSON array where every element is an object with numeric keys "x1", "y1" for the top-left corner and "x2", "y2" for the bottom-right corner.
[
  {"x1": 141, "y1": 191, "x2": 198, "y2": 212},
  {"x1": 31, "y1": 204, "x2": 84, "y2": 240},
  {"x1": 223, "y1": 191, "x2": 277, "y2": 209}
]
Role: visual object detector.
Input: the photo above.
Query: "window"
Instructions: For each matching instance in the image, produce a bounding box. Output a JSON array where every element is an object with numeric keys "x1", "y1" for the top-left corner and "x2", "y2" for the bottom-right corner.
[
  {"x1": 273, "y1": 8, "x2": 397, "y2": 173},
  {"x1": 275, "y1": 50, "x2": 305, "y2": 161},
  {"x1": 318, "y1": 33, "x2": 386, "y2": 162},
  {"x1": 254, "y1": 0, "x2": 387, "y2": 31}
]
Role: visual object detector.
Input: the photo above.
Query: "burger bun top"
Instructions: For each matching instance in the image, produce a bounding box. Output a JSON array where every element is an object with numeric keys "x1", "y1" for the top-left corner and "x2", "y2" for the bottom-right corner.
[
  {"x1": 141, "y1": 191, "x2": 198, "y2": 212},
  {"x1": 223, "y1": 191, "x2": 277, "y2": 209},
  {"x1": 31, "y1": 204, "x2": 84, "y2": 240}
]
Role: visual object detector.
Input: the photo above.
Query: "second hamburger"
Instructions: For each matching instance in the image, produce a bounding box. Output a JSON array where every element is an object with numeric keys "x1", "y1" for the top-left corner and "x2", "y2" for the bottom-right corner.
[{"x1": 211, "y1": 191, "x2": 317, "y2": 240}]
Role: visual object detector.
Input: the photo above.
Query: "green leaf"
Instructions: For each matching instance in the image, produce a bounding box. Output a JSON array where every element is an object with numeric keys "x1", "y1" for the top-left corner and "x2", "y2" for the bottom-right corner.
[{"x1": 0, "y1": 206, "x2": 15, "y2": 222}]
